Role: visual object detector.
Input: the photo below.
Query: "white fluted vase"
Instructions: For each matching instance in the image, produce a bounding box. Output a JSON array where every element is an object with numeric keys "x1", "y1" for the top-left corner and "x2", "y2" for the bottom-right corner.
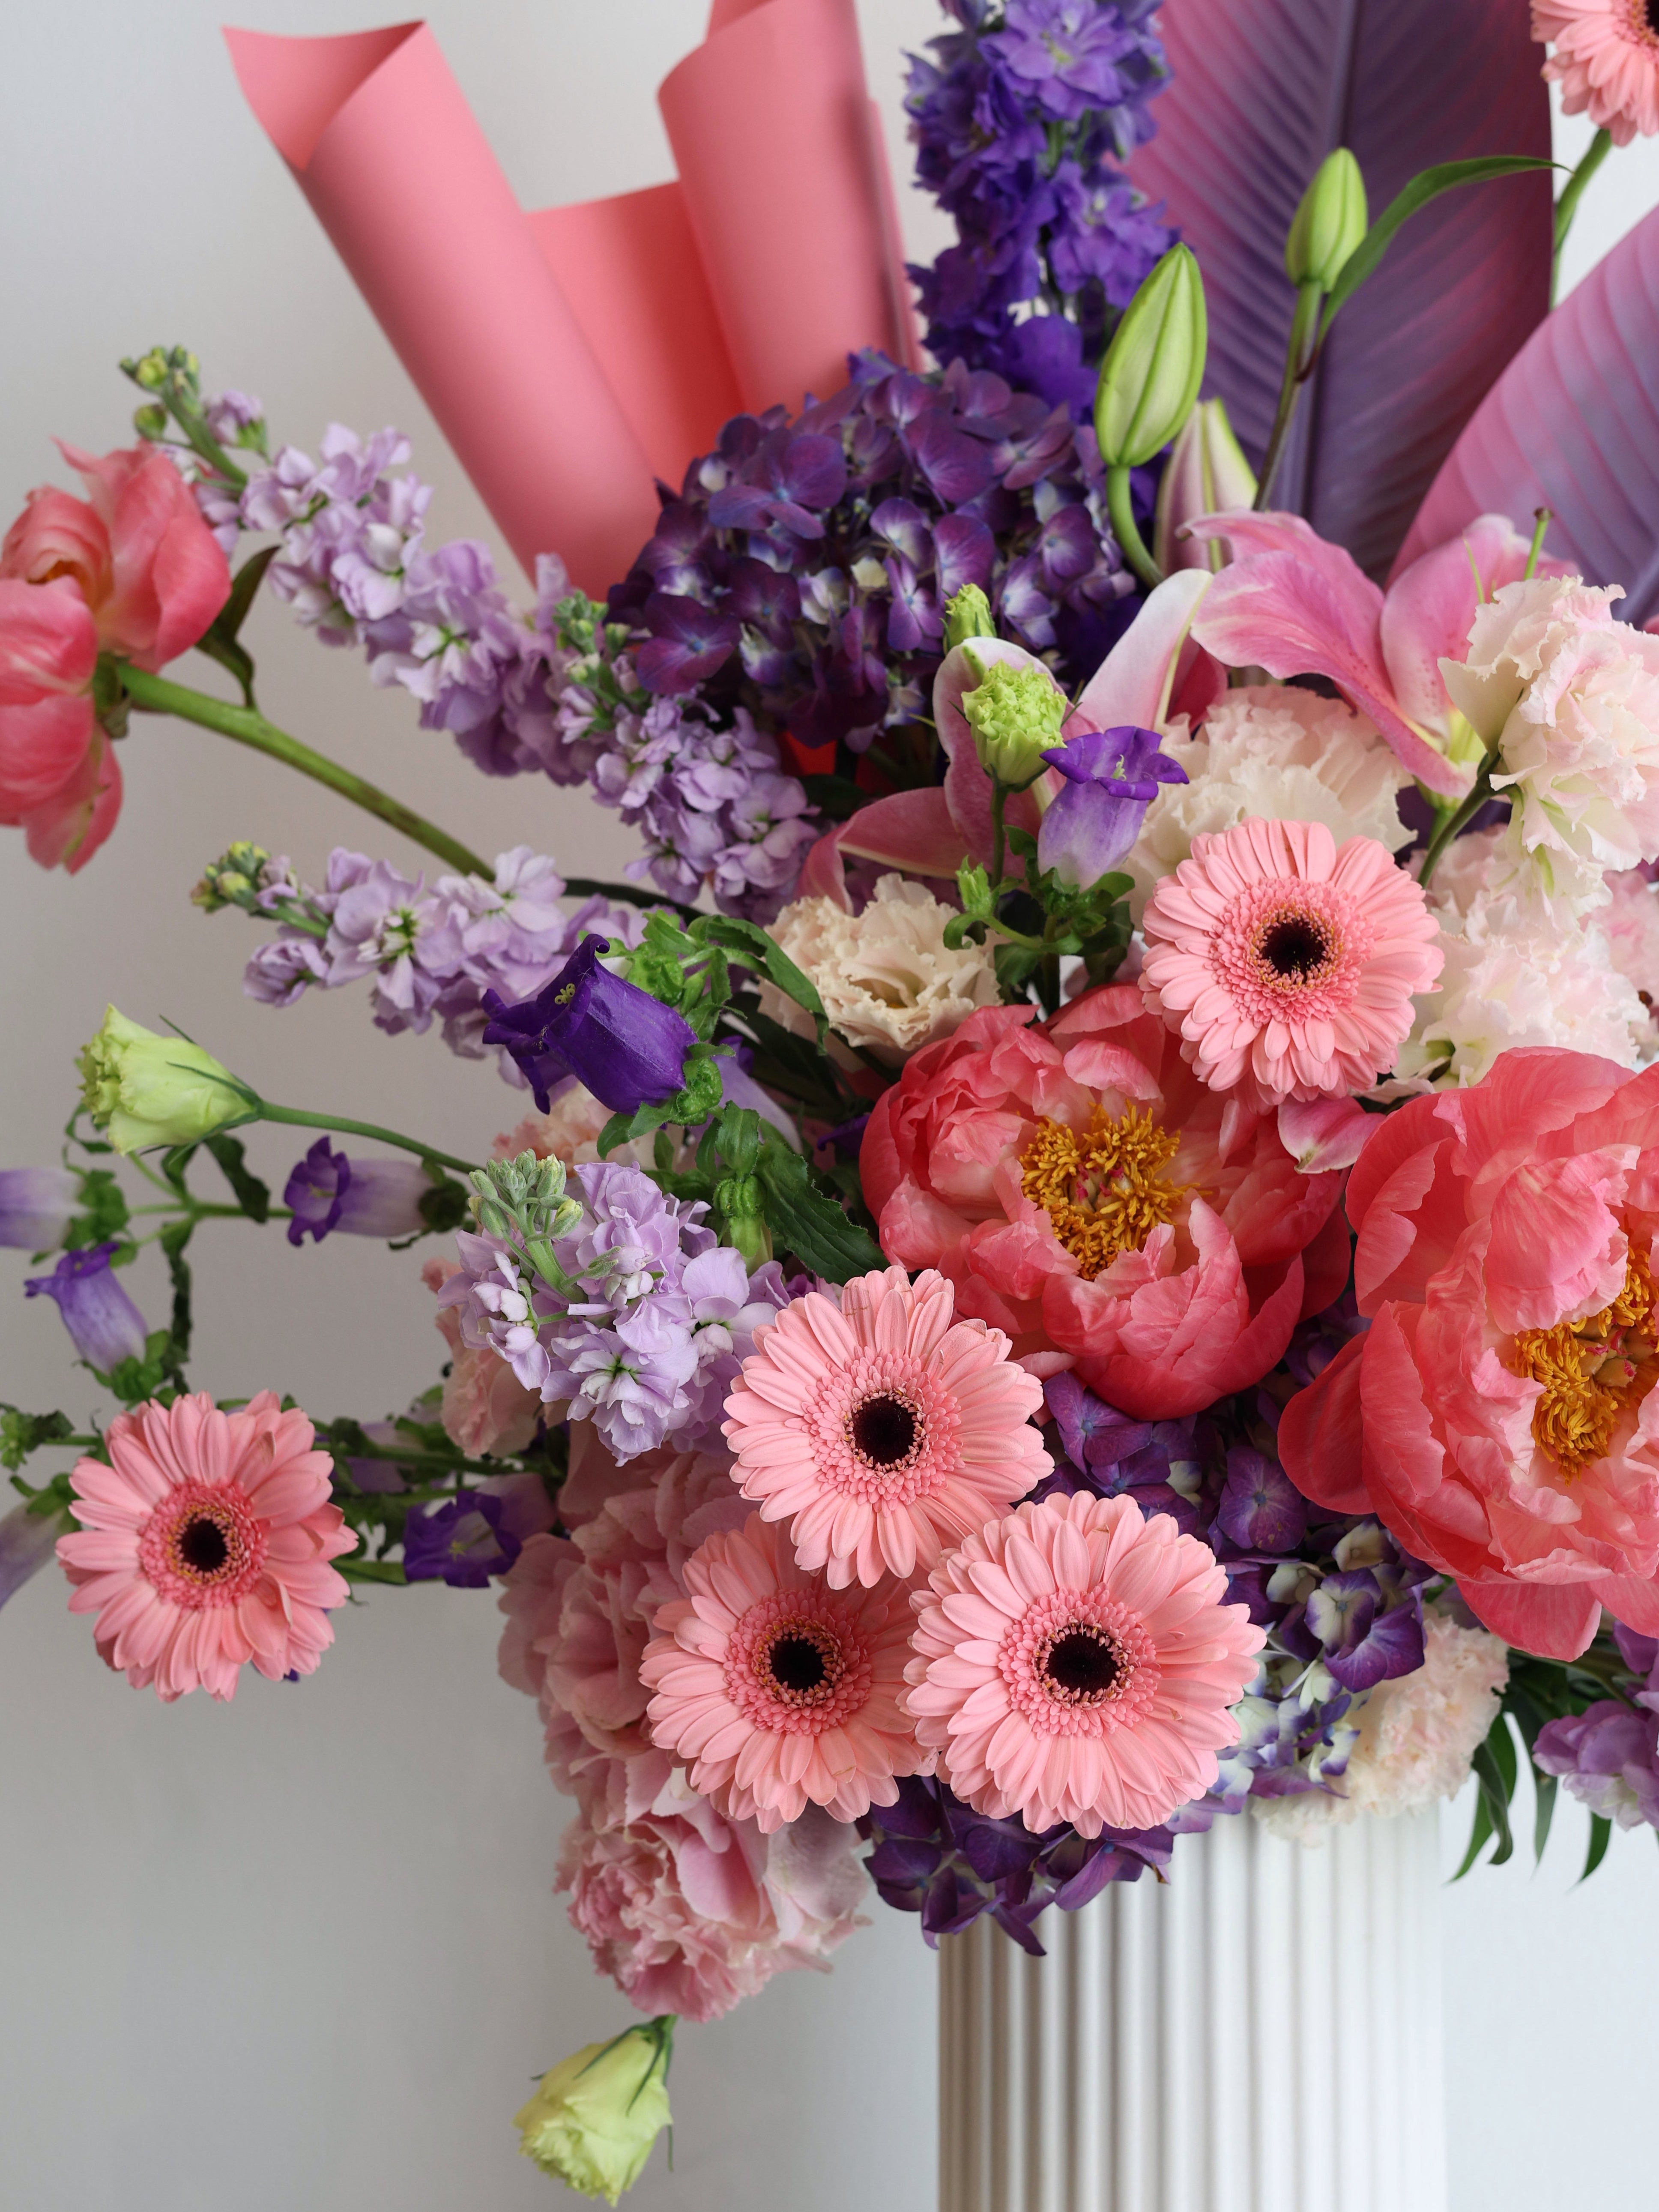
[{"x1": 938, "y1": 1807, "x2": 1446, "y2": 2212}]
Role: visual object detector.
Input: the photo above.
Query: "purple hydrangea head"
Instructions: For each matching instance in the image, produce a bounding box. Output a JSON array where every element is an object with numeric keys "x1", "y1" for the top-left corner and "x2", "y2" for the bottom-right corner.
[
  {"x1": 402, "y1": 1491, "x2": 522, "y2": 1588},
  {"x1": 1037, "y1": 722, "x2": 1186, "y2": 885},
  {"x1": 25, "y1": 1242, "x2": 148, "y2": 1373},
  {"x1": 481, "y1": 939, "x2": 697, "y2": 1115}
]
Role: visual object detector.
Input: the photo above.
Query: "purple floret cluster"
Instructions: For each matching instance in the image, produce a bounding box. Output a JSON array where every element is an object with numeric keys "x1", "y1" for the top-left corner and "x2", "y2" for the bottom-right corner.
[
  {"x1": 1535, "y1": 1622, "x2": 1659, "y2": 1831},
  {"x1": 607, "y1": 351, "x2": 1138, "y2": 760},
  {"x1": 437, "y1": 1161, "x2": 798, "y2": 1464},
  {"x1": 239, "y1": 843, "x2": 646, "y2": 1081},
  {"x1": 906, "y1": 0, "x2": 1173, "y2": 412}
]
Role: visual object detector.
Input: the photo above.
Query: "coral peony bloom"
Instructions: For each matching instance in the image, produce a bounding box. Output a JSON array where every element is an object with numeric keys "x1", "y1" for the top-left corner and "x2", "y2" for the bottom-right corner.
[
  {"x1": 0, "y1": 444, "x2": 230, "y2": 871},
  {"x1": 860, "y1": 991, "x2": 1348, "y2": 1418},
  {"x1": 723, "y1": 1265, "x2": 1048, "y2": 1587},
  {"x1": 1139, "y1": 817, "x2": 1442, "y2": 1102},
  {"x1": 1280, "y1": 1048, "x2": 1659, "y2": 1659},
  {"x1": 905, "y1": 1492, "x2": 1263, "y2": 1835},
  {"x1": 56, "y1": 1391, "x2": 356, "y2": 1700},
  {"x1": 640, "y1": 1513, "x2": 924, "y2": 1832},
  {"x1": 1534, "y1": 0, "x2": 1659, "y2": 144}
]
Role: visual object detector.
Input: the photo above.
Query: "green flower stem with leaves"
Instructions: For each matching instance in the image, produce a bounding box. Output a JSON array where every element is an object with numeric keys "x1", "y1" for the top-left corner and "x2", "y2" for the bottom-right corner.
[
  {"x1": 1552, "y1": 126, "x2": 1611, "y2": 301},
  {"x1": 116, "y1": 665, "x2": 491, "y2": 879},
  {"x1": 249, "y1": 1102, "x2": 478, "y2": 1177}
]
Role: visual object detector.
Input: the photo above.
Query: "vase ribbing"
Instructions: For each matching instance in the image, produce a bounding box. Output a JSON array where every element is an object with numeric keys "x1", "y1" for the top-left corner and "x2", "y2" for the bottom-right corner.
[{"x1": 938, "y1": 1807, "x2": 1447, "y2": 2212}]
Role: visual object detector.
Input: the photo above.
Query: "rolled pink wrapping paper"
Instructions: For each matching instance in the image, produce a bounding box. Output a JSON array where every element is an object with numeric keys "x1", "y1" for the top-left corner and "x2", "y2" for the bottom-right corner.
[{"x1": 227, "y1": 7, "x2": 918, "y2": 592}]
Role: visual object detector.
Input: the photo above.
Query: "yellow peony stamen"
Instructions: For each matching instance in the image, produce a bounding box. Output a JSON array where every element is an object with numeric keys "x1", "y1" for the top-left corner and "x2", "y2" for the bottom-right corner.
[
  {"x1": 1019, "y1": 1105, "x2": 1188, "y2": 1280},
  {"x1": 1511, "y1": 1246, "x2": 1659, "y2": 1477}
]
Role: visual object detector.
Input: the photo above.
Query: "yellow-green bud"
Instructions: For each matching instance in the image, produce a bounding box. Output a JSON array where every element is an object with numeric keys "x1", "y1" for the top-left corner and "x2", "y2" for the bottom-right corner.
[
  {"x1": 132, "y1": 403, "x2": 169, "y2": 441},
  {"x1": 129, "y1": 350, "x2": 170, "y2": 392},
  {"x1": 961, "y1": 656, "x2": 1067, "y2": 789},
  {"x1": 1094, "y1": 243, "x2": 1208, "y2": 469},
  {"x1": 78, "y1": 1008, "x2": 245, "y2": 1155},
  {"x1": 943, "y1": 582, "x2": 996, "y2": 651},
  {"x1": 1285, "y1": 149, "x2": 1368, "y2": 290},
  {"x1": 514, "y1": 2026, "x2": 673, "y2": 2206}
]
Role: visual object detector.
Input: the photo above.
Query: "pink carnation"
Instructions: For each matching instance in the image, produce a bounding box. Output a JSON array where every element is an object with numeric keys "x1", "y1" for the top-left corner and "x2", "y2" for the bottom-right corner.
[
  {"x1": 422, "y1": 1254, "x2": 541, "y2": 1458},
  {"x1": 57, "y1": 1391, "x2": 356, "y2": 1701},
  {"x1": 558, "y1": 1794, "x2": 867, "y2": 2024},
  {"x1": 905, "y1": 1492, "x2": 1263, "y2": 1834},
  {"x1": 641, "y1": 1513, "x2": 925, "y2": 1832},
  {"x1": 1139, "y1": 818, "x2": 1441, "y2": 1102},
  {"x1": 1282, "y1": 1048, "x2": 1659, "y2": 1659},
  {"x1": 723, "y1": 1264, "x2": 1048, "y2": 1588}
]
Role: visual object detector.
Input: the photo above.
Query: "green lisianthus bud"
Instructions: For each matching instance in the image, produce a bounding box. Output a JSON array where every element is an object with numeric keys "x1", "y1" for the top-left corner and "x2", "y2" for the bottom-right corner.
[
  {"x1": 1285, "y1": 149, "x2": 1368, "y2": 290},
  {"x1": 78, "y1": 1008, "x2": 245, "y2": 1156},
  {"x1": 1094, "y1": 243, "x2": 1208, "y2": 469},
  {"x1": 942, "y1": 582, "x2": 996, "y2": 651},
  {"x1": 960, "y1": 656, "x2": 1067, "y2": 789},
  {"x1": 514, "y1": 2024, "x2": 673, "y2": 2205}
]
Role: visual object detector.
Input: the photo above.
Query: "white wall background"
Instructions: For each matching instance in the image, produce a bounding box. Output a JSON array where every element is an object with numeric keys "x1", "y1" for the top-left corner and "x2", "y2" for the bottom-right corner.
[{"x1": 0, "y1": 10, "x2": 1653, "y2": 2208}]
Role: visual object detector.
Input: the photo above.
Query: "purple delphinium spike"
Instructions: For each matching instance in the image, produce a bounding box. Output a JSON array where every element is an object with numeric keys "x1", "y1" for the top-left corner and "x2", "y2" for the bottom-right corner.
[{"x1": 24, "y1": 1242, "x2": 148, "y2": 1373}]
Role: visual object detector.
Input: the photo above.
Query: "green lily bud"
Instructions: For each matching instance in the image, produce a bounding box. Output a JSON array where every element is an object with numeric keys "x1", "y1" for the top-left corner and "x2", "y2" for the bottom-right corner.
[
  {"x1": 514, "y1": 2023, "x2": 674, "y2": 2205},
  {"x1": 1285, "y1": 149, "x2": 1368, "y2": 290},
  {"x1": 942, "y1": 582, "x2": 996, "y2": 651},
  {"x1": 78, "y1": 1008, "x2": 245, "y2": 1156},
  {"x1": 1094, "y1": 243, "x2": 1208, "y2": 469},
  {"x1": 960, "y1": 656, "x2": 1067, "y2": 789}
]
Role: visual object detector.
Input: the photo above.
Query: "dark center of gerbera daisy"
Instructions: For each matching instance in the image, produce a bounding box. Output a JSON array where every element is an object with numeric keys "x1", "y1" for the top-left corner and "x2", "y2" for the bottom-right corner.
[
  {"x1": 1042, "y1": 1624, "x2": 1122, "y2": 1704},
  {"x1": 762, "y1": 1622, "x2": 843, "y2": 1706},
  {"x1": 849, "y1": 1392, "x2": 919, "y2": 1467},
  {"x1": 1258, "y1": 911, "x2": 1332, "y2": 979},
  {"x1": 177, "y1": 1515, "x2": 231, "y2": 1576}
]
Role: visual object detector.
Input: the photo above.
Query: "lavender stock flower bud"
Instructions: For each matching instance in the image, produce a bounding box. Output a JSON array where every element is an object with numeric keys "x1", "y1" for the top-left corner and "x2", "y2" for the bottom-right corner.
[{"x1": 24, "y1": 1242, "x2": 149, "y2": 1373}]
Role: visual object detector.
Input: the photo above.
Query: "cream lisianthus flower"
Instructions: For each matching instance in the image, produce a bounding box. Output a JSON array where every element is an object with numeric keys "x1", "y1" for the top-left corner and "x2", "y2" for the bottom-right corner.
[
  {"x1": 758, "y1": 874, "x2": 1000, "y2": 1064},
  {"x1": 514, "y1": 2021, "x2": 673, "y2": 2205},
  {"x1": 1124, "y1": 684, "x2": 1412, "y2": 919}
]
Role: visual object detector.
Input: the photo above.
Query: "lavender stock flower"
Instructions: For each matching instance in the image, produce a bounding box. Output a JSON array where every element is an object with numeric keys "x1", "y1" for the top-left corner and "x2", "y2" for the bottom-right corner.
[
  {"x1": 482, "y1": 939, "x2": 697, "y2": 1116},
  {"x1": 1037, "y1": 722, "x2": 1186, "y2": 885},
  {"x1": 1534, "y1": 1704, "x2": 1659, "y2": 1831},
  {"x1": 282, "y1": 1139, "x2": 433, "y2": 1246},
  {"x1": 24, "y1": 1243, "x2": 148, "y2": 1372},
  {"x1": 0, "y1": 1168, "x2": 80, "y2": 1251}
]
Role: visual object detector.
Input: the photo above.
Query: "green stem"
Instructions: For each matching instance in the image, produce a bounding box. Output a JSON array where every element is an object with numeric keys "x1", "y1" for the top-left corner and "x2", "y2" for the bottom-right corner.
[
  {"x1": 1552, "y1": 127, "x2": 1612, "y2": 302},
  {"x1": 1418, "y1": 760, "x2": 1495, "y2": 890},
  {"x1": 990, "y1": 778, "x2": 1009, "y2": 888},
  {"x1": 1253, "y1": 281, "x2": 1323, "y2": 511},
  {"x1": 1106, "y1": 466, "x2": 1162, "y2": 590},
  {"x1": 252, "y1": 1102, "x2": 478, "y2": 1176},
  {"x1": 1524, "y1": 506, "x2": 1553, "y2": 581},
  {"x1": 117, "y1": 665, "x2": 490, "y2": 879},
  {"x1": 335, "y1": 1443, "x2": 550, "y2": 1481}
]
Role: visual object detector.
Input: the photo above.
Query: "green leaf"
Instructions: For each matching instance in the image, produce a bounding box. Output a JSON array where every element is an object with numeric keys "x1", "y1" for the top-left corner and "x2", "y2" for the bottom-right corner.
[
  {"x1": 695, "y1": 917, "x2": 828, "y2": 1042},
  {"x1": 1452, "y1": 1788, "x2": 1495, "y2": 1882},
  {"x1": 754, "y1": 1146, "x2": 882, "y2": 1284},
  {"x1": 1533, "y1": 1769, "x2": 1558, "y2": 1867},
  {"x1": 560, "y1": 877, "x2": 702, "y2": 921},
  {"x1": 204, "y1": 1132, "x2": 270, "y2": 1223},
  {"x1": 1581, "y1": 1811, "x2": 1614, "y2": 1883},
  {"x1": 338, "y1": 1556, "x2": 409, "y2": 1586},
  {"x1": 159, "y1": 1218, "x2": 194, "y2": 1370},
  {"x1": 1320, "y1": 158, "x2": 1559, "y2": 340},
  {"x1": 726, "y1": 1003, "x2": 847, "y2": 1117},
  {"x1": 63, "y1": 1167, "x2": 130, "y2": 1251},
  {"x1": 800, "y1": 774, "x2": 867, "y2": 821},
  {"x1": 0, "y1": 1408, "x2": 75, "y2": 1473},
  {"x1": 1471, "y1": 1732, "x2": 1516, "y2": 1868},
  {"x1": 218, "y1": 544, "x2": 278, "y2": 644}
]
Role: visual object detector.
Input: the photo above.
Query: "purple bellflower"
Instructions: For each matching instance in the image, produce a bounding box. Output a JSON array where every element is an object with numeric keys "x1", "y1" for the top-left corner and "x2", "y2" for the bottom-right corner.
[
  {"x1": 282, "y1": 1139, "x2": 433, "y2": 1246},
  {"x1": 1037, "y1": 722, "x2": 1186, "y2": 885},
  {"x1": 481, "y1": 939, "x2": 697, "y2": 1115},
  {"x1": 0, "y1": 1167, "x2": 80, "y2": 1251},
  {"x1": 0, "y1": 1500, "x2": 63, "y2": 1613},
  {"x1": 402, "y1": 1490, "x2": 523, "y2": 1588},
  {"x1": 24, "y1": 1242, "x2": 148, "y2": 1372}
]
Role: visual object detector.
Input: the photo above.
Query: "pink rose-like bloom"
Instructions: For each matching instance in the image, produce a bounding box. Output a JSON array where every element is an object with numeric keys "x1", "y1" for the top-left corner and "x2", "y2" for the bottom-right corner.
[
  {"x1": 1139, "y1": 817, "x2": 1442, "y2": 1103},
  {"x1": 557, "y1": 1794, "x2": 867, "y2": 2024},
  {"x1": 905, "y1": 1491, "x2": 1264, "y2": 1834},
  {"x1": 860, "y1": 992, "x2": 1350, "y2": 1419},
  {"x1": 0, "y1": 444, "x2": 230, "y2": 871},
  {"x1": 1281, "y1": 1048, "x2": 1659, "y2": 1660},
  {"x1": 723, "y1": 1265, "x2": 1048, "y2": 1588},
  {"x1": 641, "y1": 1512, "x2": 925, "y2": 1832},
  {"x1": 1601, "y1": 868, "x2": 1659, "y2": 1024},
  {"x1": 421, "y1": 1254, "x2": 541, "y2": 1458},
  {"x1": 1533, "y1": 0, "x2": 1659, "y2": 144},
  {"x1": 56, "y1": 1391, "x2": 356, "y2": 1700}
]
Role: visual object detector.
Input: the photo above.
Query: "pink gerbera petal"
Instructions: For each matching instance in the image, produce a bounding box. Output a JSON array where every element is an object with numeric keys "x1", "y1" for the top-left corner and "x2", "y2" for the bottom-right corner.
[
  {"x1": 723, "y1": 1265, "x2": 1049, "y2": 1589},
  {"x1": 905, "y1": 1492, "x2": 1264, "y2": 1838},
  {"x1": 55, "y1": 1389, "x2": 356, "y2": 1702},
  {"x1": 639, "y1": 1513, "x2": 927, "y2": 1833},
  {"x1": 1138, "y1": 818, "x2": 1442, "y2": 1104},
  {"x1": 1534, "y1": 0, "x2": 1659, "y2": 145}
]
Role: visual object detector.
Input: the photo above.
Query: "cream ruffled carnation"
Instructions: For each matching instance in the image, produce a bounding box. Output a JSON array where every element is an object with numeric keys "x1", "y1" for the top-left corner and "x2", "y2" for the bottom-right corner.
[
  {"x1": 1399, "y1": 830, "x2": 1653, "y2": 1086},
  {"x1": 1442, "y1": 576, "x2": 1659, "y2": 915},
  {"x1": 1600, "y1": 867, "x2": 1659, "y2": 1023},
  {"x1": 1124, "y1": 685, "x2": 1412, "y2": 921},
  {"x1": 756, "y1": 874, "x2": 1000, "y2": 1064}
]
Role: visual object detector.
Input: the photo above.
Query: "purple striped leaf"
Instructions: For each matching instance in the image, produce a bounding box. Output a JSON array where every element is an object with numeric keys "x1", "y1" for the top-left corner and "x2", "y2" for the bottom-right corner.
[
  {"x1": 1398, "y1": 207, "x2": 1659, "y2": 620},
  {"x1": 1128, "y1": 0, "x2": 1551, "y2": 579}
]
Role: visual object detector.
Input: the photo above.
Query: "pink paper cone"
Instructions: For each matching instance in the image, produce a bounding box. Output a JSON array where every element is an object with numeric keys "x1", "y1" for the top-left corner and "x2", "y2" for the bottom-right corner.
[{"x1": 224, "y1": 22, "x2": 661, "y2": 591}]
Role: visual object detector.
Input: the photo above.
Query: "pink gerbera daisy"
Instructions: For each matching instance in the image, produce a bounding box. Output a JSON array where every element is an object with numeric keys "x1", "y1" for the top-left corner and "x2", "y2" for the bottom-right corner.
[
  {"x1": 639, "y1": 1512, "x2": 924, "y2": 1832},
  {"x1": 905, "y1": 1492, "x2": 1264, "y2": 1835},
  {"x1": 1138, "y1": 817, "x2": 1441, "y2": 1102},
  {"x1": 722, "y1": 1265, "x2": 1049, "y2": 1589},
  {"x1": 57, "y1": 1391, "x2": 357, "y2": 1701},
  {"x1": 1534, "y1": 0, "x2": 1659, "y2": 145}
]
